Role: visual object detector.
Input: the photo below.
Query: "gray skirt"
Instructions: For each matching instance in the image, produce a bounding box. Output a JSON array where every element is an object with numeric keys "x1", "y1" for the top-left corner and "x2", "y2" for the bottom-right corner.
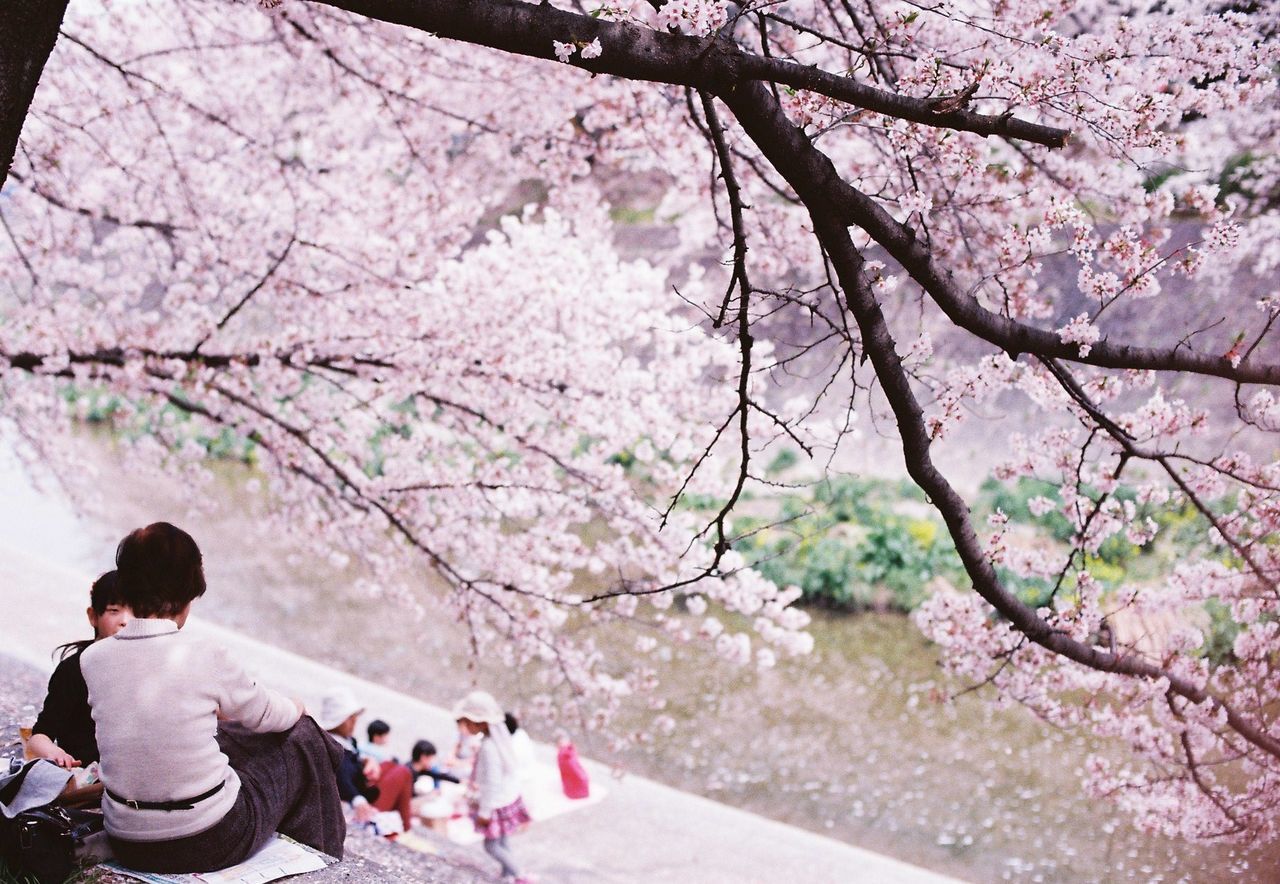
[{"x1": 109, "y1": 716, "x2": 346, "y2": 873}]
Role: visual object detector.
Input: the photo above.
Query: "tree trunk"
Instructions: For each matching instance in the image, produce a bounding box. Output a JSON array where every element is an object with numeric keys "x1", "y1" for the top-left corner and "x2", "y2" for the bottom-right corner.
[{"x1": 0, "y1": 0, "x2": 69, "y2": 189}]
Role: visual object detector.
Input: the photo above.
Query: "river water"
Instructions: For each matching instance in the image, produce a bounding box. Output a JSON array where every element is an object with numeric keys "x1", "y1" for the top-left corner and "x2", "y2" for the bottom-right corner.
[{"x1": 1, "y1": 436, "x2": 1275, "y2": 882}]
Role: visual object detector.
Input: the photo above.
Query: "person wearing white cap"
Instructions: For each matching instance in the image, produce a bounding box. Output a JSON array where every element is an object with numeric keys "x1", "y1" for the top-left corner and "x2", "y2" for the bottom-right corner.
[
  {"x1": 453, "y1": 690, "x2": 533, "y2": 883},
  {"x1": 318, "y1": 687, "x2": 415, "y2": 832}
]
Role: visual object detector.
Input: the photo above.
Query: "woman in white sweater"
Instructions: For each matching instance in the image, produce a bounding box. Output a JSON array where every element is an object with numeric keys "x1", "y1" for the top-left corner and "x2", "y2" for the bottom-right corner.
[{"x1": 82, "y1": 522, "x2": 345, "y2": 873}]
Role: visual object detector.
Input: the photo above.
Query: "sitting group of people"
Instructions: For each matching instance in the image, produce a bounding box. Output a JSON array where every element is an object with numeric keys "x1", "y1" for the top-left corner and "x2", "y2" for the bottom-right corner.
[
  {"x1": 23, "y1": 521, "x2": 535, "y2": 883},
  {"x1": 315, "y1": 689, "x2": 535, "y2": 880},
  {"x1": 315, "y1": 690, "x2": 460, "y2": 834}
]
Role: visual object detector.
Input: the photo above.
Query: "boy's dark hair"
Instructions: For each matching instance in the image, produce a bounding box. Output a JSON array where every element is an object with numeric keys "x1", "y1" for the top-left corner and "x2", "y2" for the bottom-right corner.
[
  {"x1": 504, "y1": 712, "x2": 520, "y2": 735},
  {"x1": 89, "y1": 570, "x2": 127, "y2": 616},
  {"x1": 367, "y1": 719, "x2": 390, "y2": 741},
  {"x1": 116, "y1": 522, "x2": 206, "y2": 618},
  {"x1": 411, "y1": 739, "x2": 437, "y2": 762},
  {"x1": 57, "y1": 570, "x2": 127, "y2": 660}
]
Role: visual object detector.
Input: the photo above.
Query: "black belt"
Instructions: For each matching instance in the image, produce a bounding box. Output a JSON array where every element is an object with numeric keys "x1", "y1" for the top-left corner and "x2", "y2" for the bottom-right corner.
[{"x1": 105, "y1": 780, "x2": 225, "y2": 811}]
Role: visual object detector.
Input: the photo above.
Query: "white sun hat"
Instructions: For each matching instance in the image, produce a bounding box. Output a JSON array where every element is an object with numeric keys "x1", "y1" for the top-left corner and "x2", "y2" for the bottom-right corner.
[
  {"x1": 451, "y1": 690, "x2": 517, "y2": 775},
  {"x1": 316, "y1": 686, "x2": 365, "y2": 732},
  {"x1": 450, "y1": 690, "x2": 505, "y2": 725}
]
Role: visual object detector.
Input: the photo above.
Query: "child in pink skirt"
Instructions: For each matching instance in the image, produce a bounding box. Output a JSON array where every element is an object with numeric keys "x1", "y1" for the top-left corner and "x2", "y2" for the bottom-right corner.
[{"x1": 453, "y1": 690, "x2": 532, "y2": 883}]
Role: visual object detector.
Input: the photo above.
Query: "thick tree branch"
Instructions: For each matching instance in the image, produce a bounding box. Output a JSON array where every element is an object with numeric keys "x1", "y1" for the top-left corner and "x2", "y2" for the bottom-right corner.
[
  {"x1": 314, "y1": 0, "x2": 1069, "y2": 147},
  {"x1": 0, "y1": 0, "x2": 70, "y2": 188},
  {"x1": 819, "y1": 178, "x2": 1280, "y2": 384},
  {"x1": 312, "y1": 0, "x2": 1278, "y2": 386},
  {"x1": 1, "y1": 346, "x2": 392, "y2": 375},
  {"x1": 717, "y1": 76, "x2": 1280, "y2": 762}
]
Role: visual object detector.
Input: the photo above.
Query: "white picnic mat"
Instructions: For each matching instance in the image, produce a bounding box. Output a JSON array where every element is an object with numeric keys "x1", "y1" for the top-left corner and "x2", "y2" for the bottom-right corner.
[{"x1": 443, "y1": 761, "x2": 606, "y2": 845}]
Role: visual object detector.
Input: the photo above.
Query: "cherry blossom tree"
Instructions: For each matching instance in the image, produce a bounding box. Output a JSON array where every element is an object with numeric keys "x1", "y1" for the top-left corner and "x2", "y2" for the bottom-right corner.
[{"x1": 2, "y1": 0, "x2": 1279, "y2": 843}]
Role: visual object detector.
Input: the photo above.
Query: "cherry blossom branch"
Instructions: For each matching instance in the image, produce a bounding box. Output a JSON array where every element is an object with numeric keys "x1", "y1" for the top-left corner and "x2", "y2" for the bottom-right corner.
[
  {"x1": 659, "y1": 406, "x2": 738, "y2": 530},
  {"x1": 191, "y1": 235, "x2": 296, "y2": 354},
  {"x1": 1, "y1": 346, "x2": 392, "y2": 375},
  {"x1": 949, "y1": 638, "x2": 1027, "y2": 701},
  {"x1": 1038, "y1": 356, "x2": 1279, "y2": 595},
  {"x1": 1043, "y1": 429, "x2": 1114, "y2": 606},
  {"x1": 278, "y1": 10, "x2": 501, "y2": 134},
  {"x1": 197, "y1": 379, "x2": 496, "y2": 601},
  {"x1": 681, "y1": 89, "x2": 756, "y2": 569},
  {"x1": 1170, "y1": 692, "x2": 1246, "y2": 837},
  {"x1": 59, "y1": 31, "x2": 264, "y2": 147},
  {"x1": 153, "y1": 372, "x2": 621, "y2": 649},
  {"x1": 0, "y1": 206, "x2": 38, "y2": 290},
  {"x1": 316, "y1": 0, "x2": 1070, "y2": 147},
  {"x1": 372, "y1": 0, "x2": 1280, "y2": 391},
  {"x1": 697, "y1": 90, "x2": 752, "y2": 328},
  {"x1": 416, "y1": 392, "x2": 601, "y2": 489},
  {"x1": 816, "y1": 174, "x2": 1280, "y2": 385},
  {"x1": 166, "y1": 386, "x2": 615, "y2": 714},
  {"x1": 6, "y1": 170, "x2": 186, "y2": 239},
  {"x1": 718, "y1": 76, "x2": 1280, "y2": 762},
  {"x1": 152, "y1": 381, "x2": 354, "y2": 508}
]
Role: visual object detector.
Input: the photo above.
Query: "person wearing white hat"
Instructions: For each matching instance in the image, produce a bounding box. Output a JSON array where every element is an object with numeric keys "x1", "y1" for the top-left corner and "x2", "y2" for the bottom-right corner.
[
  {"x1": 453, "y1": 690, "x2": 533, "y2": 883},
  {"x1": 319, "y1": 687, "x2": 415, "y2": 832},
  {"x1": 316, "y1": 687, "x2": 365, "y2": 734}
]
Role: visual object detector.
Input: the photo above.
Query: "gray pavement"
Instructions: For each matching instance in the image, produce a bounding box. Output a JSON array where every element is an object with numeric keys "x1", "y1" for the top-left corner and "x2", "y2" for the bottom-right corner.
[{"x1": 0, "y1": 541, "x2": 962, "y2": 883}]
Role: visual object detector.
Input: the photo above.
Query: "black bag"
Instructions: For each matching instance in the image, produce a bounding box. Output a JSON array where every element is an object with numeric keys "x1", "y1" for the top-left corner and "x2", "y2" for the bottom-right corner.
[{"x1": 0, "y1": 803, "x2": 105, "y2": 884}]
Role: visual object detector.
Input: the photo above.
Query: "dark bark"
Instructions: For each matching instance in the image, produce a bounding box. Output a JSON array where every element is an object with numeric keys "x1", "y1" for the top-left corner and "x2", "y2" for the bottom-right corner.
[
  {"x1": 0, "y1": 0, "x2": 69, "y2": 189},
  {"x1": 1, "y1": 347, "x2": 392, "y2": 375},
  {"x1": 317, "y1": 0, "x2": 1069, "y2": 147}
]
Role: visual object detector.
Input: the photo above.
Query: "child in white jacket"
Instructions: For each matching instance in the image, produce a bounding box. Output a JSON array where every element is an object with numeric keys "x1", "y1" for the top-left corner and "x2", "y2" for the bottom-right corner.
[{"x1": 453, "y1": 690, "x2": 532, "y2": 883}]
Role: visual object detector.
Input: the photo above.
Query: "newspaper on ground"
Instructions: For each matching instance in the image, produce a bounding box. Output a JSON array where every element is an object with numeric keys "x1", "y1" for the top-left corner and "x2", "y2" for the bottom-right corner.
[{"x1": 101, "y1": 834, "x2": 331, "y2": 884}]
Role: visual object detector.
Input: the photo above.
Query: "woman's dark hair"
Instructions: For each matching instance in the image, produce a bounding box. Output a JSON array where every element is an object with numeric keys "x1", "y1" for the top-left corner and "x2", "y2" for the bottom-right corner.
[
  {"x1": 56, "y1": 570, "x2": 127, "y2": 660},
  {"x1": 115, "y1": 522, "x2": 206, "y2": 618},
  {"x1": 367, "y1": 719, "x2": 390, "y2": 741},
  {"x1": 504, "y1": 712, "x2": 520, "y2": 735},
  {"x1": 411, "y1": 739, "x2": 437, "y2": 762}
]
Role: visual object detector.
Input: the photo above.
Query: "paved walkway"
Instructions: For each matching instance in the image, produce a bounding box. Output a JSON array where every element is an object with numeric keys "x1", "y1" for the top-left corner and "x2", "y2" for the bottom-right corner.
[{"x1": 0, "y1": 541, "x2": 961, "y2": 883}]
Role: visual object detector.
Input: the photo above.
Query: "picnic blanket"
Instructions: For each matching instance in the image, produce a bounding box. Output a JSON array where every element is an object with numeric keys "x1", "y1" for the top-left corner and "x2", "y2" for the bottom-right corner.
[{"x1": 0, "y1": 758, "x2": 73, "y2": 818}]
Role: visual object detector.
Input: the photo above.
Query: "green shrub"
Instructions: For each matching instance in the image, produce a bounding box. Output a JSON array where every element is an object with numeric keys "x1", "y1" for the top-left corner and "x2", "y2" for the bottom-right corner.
[
  {"x1": 753, "y1": 534, "x2": 875, "y2": 610},
  {"x1": 813, "y1": 475, "x2": 922, "y2": 522},
  {"x1": 765, "y1": 448, "x2": 799, "y2": 476},
  {"x1": 979, "y1": 477, "x2": 1073, "y2": 542},
  {"x1": 735, "y1": 479, "x2": 960, "y2": 613},
  {"x1": 1201, "y1": 599, "x2": 1241, "y2": 666},
  {"x1": 857, "y1": 519, "x2": 957, "y2": 611}
]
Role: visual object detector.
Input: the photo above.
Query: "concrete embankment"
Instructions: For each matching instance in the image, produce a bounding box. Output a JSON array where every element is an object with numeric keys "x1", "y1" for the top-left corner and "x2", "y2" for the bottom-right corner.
[{"x1": 0, "y1": 542, "x2": 961, "y2": 883}]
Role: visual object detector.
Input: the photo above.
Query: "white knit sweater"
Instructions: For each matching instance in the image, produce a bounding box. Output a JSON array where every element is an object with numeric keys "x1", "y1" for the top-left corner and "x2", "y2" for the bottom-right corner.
[
  {"x1": 82, "y1": 617, "x2": 301, "y2": 841},
  {"x1": 474, "y1": 737, "x2": 520, "y2": 816}
]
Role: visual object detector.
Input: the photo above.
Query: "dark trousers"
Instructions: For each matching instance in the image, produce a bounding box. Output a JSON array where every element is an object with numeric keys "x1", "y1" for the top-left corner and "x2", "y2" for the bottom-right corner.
[{"x1": 110, "y1": 716, "x2": 346, "y2": 873}]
